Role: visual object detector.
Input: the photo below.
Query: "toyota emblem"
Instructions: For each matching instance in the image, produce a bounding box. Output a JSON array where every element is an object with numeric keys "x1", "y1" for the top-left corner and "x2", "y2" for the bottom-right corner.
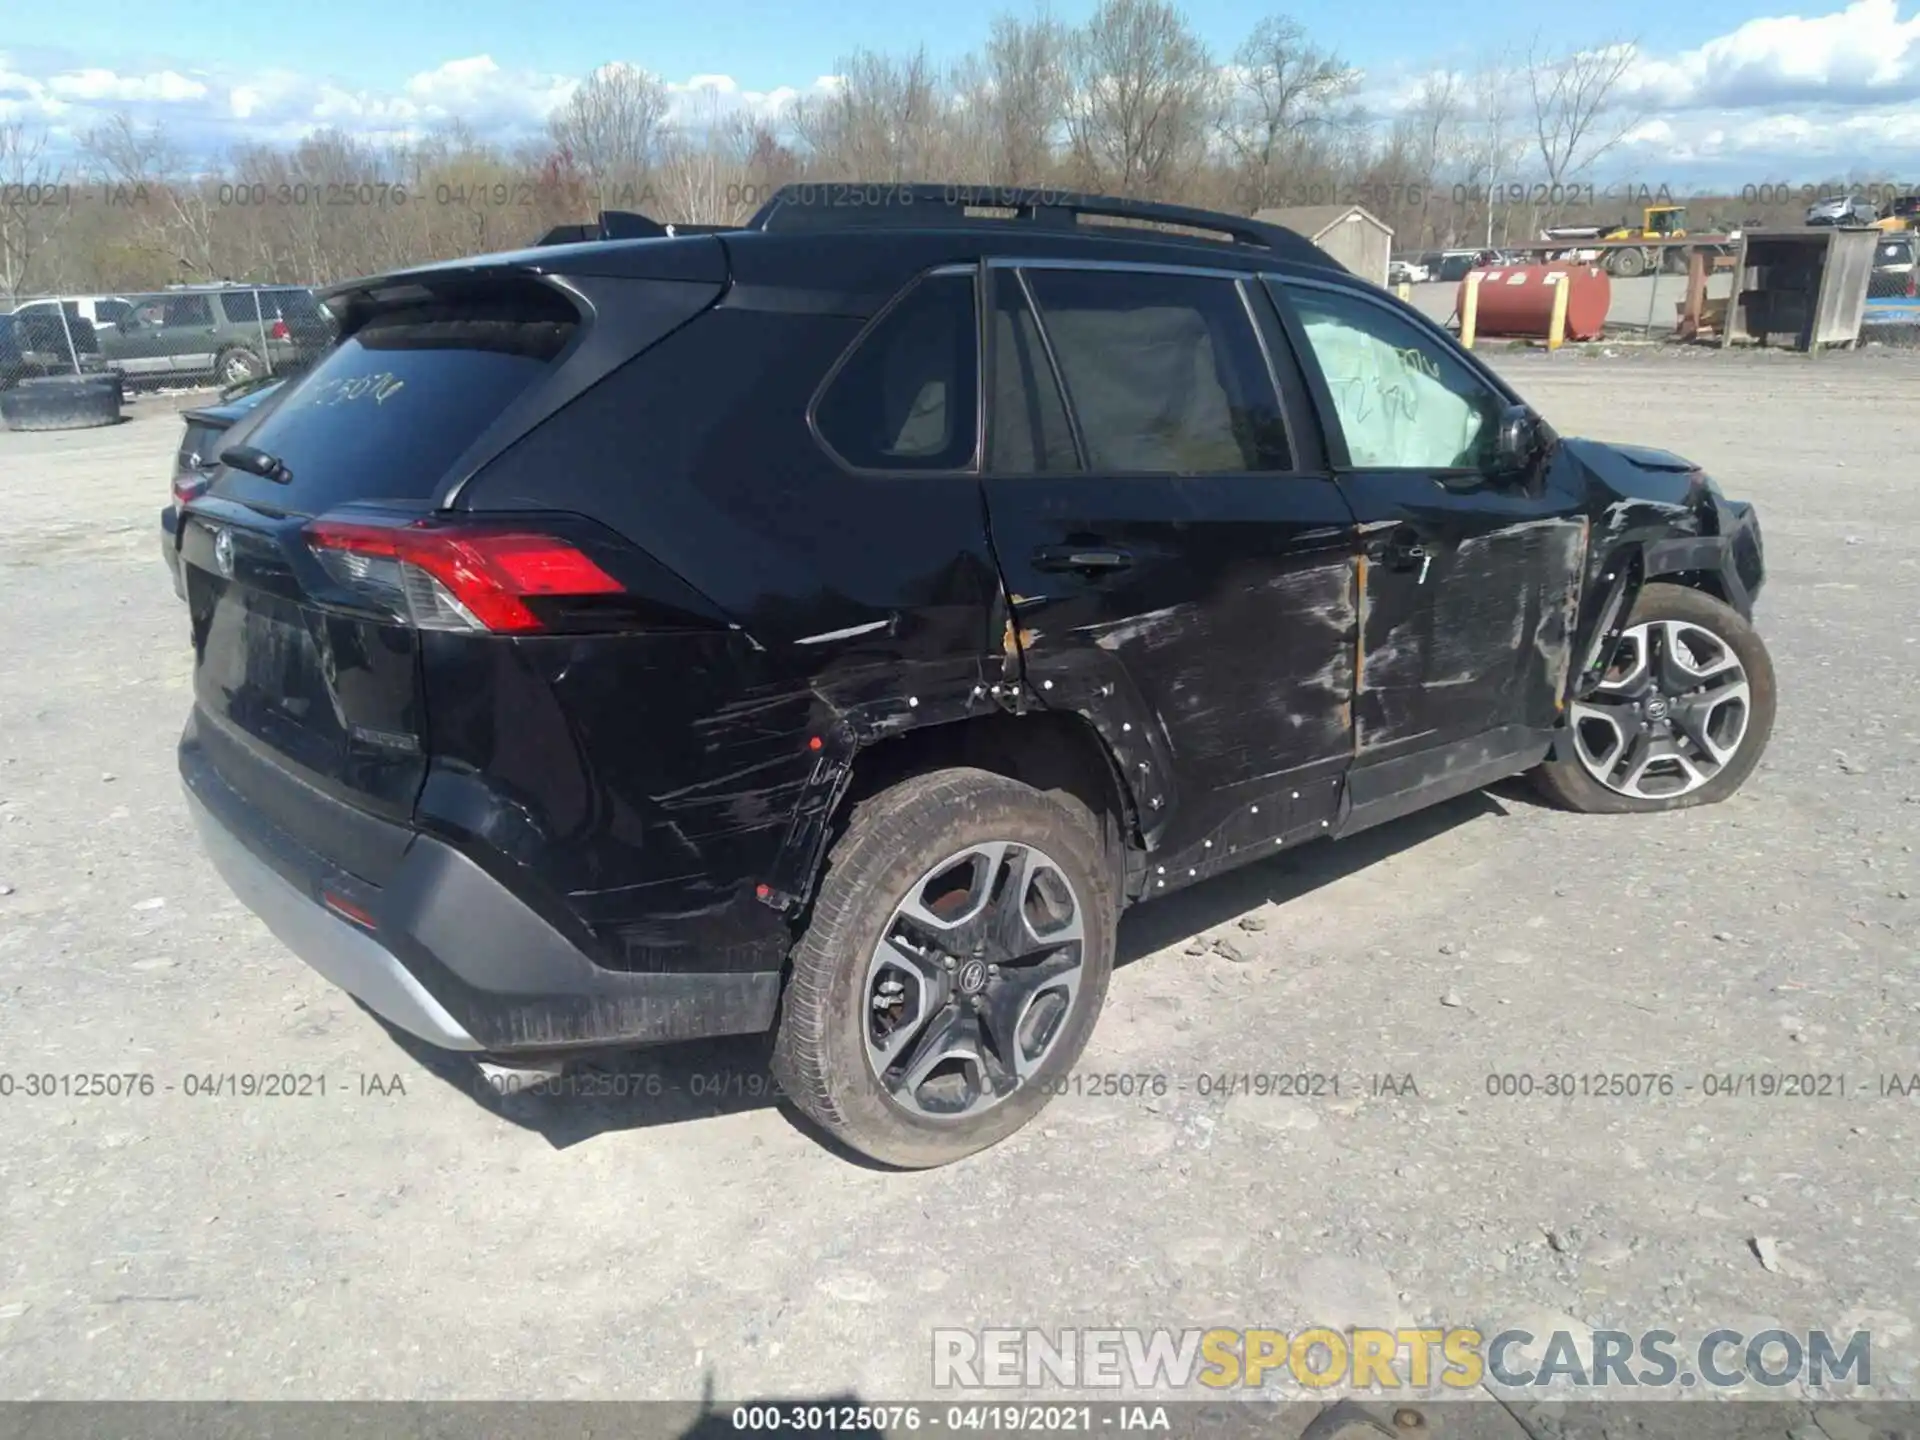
[{"x1": 213, "y1": 527, "x2": 236, "y2": 578}]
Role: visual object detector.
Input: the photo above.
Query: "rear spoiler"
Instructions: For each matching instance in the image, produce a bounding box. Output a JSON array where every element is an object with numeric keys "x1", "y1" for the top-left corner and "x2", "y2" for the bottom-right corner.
[{"x1": 535, "y1": 211, "x2": 745, "y2": 246}]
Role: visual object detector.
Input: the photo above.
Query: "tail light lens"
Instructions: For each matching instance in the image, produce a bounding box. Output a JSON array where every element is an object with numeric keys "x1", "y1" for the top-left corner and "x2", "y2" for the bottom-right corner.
[
  {"x1": 304, "y1": 516, "x2": 624, "y2": 633},
  {"x1": 172, "y1": 472, "x2": 212, "y2": 506},
  {"x1": 269, "y1": 319, "x2": 290, "y2": 341}
]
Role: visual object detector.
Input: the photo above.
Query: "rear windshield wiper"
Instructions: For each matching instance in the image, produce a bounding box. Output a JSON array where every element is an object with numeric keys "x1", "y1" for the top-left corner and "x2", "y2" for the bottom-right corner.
[{"x1": 220, "y1": 444, "x2": 294, "y2": 485}]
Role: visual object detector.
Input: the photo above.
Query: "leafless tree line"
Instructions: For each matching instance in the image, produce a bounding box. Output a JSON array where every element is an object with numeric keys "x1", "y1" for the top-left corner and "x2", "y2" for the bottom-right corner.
[{"x1": 0, "y1": 3, "x2": 1898, "y2": 302}]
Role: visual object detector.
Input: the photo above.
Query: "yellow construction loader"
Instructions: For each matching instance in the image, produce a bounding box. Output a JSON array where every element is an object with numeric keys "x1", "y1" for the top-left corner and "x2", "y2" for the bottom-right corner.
[
  {"x1": 1875, "y1": 195, "x2": 1920, "y2": 232},
  {"x1": 1596, "y1": 205, "x2": 1688, "y2": 276}
]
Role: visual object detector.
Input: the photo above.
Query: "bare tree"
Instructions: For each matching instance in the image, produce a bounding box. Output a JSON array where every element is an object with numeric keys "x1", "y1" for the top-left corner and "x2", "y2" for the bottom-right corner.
[
  {"x1": 0, "y1": 123, "x2": 63, "y2": 303},
  {"x1": 1220, "y1": 16, "x2": 1360, "y2": 209},
  {"x1": 548, "y1": 63, "x2": 671, "y2": 185},
  {"x1": 1064, "y1": 0, "x2": 1217, "y2": 198},
  {"x1": 738, "y1": 118, "x2": 802, "y2": 197},
  {"x1": 1526, "y1": 36, "x2": 1637, "y2": 190},
  {"x1": 981, "y1": 12, "x2": 1072, "y2": 185},
  {"x1": 656, "y1": 85, "x2": 756, "y2": 223},
  {"x1": 82, "y1": 114, "x2": 219, "y2": 280},
  {"x1": 1401, "y1": 69, "x2": 1463, "y2": 247},
  {"x1": 791, "y1": 48, "x2": 949, "y2": 181},
  {"x1": 1459, "y1": 49, "x2": 1527, "y2": 246}
]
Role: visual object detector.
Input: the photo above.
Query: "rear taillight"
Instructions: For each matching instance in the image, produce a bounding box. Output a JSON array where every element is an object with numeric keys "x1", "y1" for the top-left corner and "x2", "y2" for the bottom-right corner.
[
  {"x1": 269, "y1": 319, "x2": 290, "y2": 341},
  {"x1": 304, "y1": 517, "x2": 623, "y2": 633},
  {"x1": 172, "y1": 472, "x2": 212, "y2": 506}
]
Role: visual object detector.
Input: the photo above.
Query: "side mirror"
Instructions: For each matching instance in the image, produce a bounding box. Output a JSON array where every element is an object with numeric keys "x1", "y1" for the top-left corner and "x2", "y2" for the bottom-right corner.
[{"x1": 1492, "y1": 403, "x2": 1542, "y2": 475}]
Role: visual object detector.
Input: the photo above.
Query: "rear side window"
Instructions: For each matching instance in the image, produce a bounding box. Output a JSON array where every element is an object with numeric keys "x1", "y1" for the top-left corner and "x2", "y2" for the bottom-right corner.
[
  {"x1": 220, "y1": 290, "x2": 261, "y2": 323},
  {"x1": 1021, "y1": 268, "x2": 1290, "y2": 474},
  {"x1": 164, "y1": 295, "x2": 213, "y2": 326},
  {"x1": 813, "y1": 272, "x2": 977, "y2": 472},
  {"x1": 222, "y1": 287, "x2": 577, "y2": 512}
]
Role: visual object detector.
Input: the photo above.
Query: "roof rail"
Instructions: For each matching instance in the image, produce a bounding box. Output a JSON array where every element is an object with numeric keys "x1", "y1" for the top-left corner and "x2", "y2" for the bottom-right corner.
[
  {"x1": 743, "y1": 183, "x2": 1341, "y2": 269},
  {"x1": 534, "y1": 210, "x2": 746, "y2": 246}
]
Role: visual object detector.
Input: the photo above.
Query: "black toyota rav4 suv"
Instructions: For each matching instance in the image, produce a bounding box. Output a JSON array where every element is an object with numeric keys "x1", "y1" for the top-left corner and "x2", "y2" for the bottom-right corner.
[{"x1": 179, "y1": 186, "x2": 1772, "y2": 1167}]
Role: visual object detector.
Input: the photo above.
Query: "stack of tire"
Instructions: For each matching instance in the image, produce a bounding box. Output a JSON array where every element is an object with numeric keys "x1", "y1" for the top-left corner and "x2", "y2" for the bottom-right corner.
[{"x1": 0, "y1": 372, "x2": 125, "y2": 432}]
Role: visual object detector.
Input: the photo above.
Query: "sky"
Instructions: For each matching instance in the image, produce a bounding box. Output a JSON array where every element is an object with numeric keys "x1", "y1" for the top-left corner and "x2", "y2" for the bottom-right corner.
[{"x1": 3, "y1": 0, "x2": 1919, "y2": 184}]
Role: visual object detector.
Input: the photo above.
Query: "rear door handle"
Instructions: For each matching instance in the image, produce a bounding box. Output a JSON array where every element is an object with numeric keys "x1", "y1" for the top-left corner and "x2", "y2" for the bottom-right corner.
[{"x1": 1032, "y1": 544, "x2": 1134, "y2": 574}]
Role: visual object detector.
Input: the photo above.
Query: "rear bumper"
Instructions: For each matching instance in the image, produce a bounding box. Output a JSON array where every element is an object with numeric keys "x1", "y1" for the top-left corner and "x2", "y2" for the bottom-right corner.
[
  {"x1": 187, "y1": 788, "x2": 482, "y2": 1050},
  {"x1": 181, "y1": 721, "x2": 783, "y2": 1056}
]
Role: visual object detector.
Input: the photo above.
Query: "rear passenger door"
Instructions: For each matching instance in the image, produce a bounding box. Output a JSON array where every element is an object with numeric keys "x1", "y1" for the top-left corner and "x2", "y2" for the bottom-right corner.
[
  {"x1": 981, "y1": 261, "x2": 1359, "y2": 875},
  {"x1": 154, "y1": 293, "x2": 220, "y2": 374}
]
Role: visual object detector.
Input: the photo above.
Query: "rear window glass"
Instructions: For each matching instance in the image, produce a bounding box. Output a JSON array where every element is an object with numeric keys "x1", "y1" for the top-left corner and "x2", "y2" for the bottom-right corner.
[
  {"x1": 813, "y1": 272, "x2": 977, "y2": 471},
  {"x1": 220, "y1": 291, "x2": 577, "y2": 512},
  {"x1": 220, "y1": 290, "x2": 261, "y2": 323},
  {"x1": 179, "y1": 419, "x2": 227, "y2": 470}
]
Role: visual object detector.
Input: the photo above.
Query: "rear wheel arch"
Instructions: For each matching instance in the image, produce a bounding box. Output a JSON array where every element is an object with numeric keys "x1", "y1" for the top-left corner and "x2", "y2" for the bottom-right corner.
[
  {"x1": 827, "y1": 711, "x2": 1141, "y2": 900},
  {"x1": 214, "y1": 344, "x2": 264, "y2": 384}
]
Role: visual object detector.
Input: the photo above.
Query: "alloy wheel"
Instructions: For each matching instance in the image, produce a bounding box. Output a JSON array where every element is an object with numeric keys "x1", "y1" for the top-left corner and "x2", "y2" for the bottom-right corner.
[
  {"x1": 1569, "y1": 619, "x2": 1751, "y2": 800},
  {"x1": 863, "y1": 841, "x2": 1086, "y2": 1120}
]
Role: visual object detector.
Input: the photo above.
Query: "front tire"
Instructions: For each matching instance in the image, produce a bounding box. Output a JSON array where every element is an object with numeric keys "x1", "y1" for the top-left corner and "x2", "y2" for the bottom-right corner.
[
  {"x1": 772, "y1": 768, "x2": 1116, "y2": 1168},
  {"x1": 1608, "y1": 247, "x2": 1648, "y2": 278},
  {"x1": 1533, "y1": 582, "x2": 1775, "y2": 813}
]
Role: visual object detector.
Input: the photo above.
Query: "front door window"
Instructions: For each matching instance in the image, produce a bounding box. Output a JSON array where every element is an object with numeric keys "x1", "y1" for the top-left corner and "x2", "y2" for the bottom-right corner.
[{"x1": 1285, "y1": 285, "x2": 1503, "y2": 472}]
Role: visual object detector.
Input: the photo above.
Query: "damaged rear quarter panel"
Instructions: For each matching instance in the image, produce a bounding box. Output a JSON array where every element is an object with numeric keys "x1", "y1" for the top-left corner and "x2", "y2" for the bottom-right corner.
[{"x1": 438, "y1": 245, "x2": 1013, "y2": 977}]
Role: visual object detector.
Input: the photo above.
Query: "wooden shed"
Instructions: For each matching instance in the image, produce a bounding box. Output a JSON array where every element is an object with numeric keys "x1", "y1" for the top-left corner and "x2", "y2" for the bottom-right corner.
[{"x1": 1251, "y1": 204, "x2": 1393, "y2": 287}]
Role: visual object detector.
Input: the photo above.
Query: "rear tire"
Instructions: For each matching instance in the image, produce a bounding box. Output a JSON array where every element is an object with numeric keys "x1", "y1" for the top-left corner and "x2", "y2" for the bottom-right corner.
[
  {"x1": 215, "y1": 346, "x2": 264, "y2": 386},
  {"x1": 771, "y1": 768, "x2": 1116, "y2": 1168},
  {"x1": 0, "y1": 374, "x2": 123, "y2": 431},
  {"x1": 1532, "y1": 582, "x2": 1775, "y2": 813}
]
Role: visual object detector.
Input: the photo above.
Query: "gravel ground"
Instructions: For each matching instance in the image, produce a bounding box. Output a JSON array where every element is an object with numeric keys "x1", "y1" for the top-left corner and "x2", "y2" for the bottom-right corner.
[{"x1": 0, "y1": 353, "x2": 1915, "y2": 1419}]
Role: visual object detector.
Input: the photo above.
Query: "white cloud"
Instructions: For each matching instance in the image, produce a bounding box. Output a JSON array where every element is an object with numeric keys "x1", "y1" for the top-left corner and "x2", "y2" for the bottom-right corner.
[
  {"x1": 4, "y1": 3, "x2": 1920, "y2": 180},
  {"x1": 44, "y1": 67, "x2": 207, "y2": 103},
  {"x1": 1622, "y1": 0, "x2": 1920, "y2": 109}
]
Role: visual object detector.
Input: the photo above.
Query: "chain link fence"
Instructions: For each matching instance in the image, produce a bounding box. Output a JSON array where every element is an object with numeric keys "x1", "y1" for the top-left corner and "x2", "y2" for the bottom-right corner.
[
  {"x1": 2, "y1": 286, "x2": 334, "y2": 395},
  {"x1": 1399, "y1": 236, "x2": 1920, "y2": 349},
  {"x1": 1399, "y1": 244, "x2": 1741, "y2": 345}
]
